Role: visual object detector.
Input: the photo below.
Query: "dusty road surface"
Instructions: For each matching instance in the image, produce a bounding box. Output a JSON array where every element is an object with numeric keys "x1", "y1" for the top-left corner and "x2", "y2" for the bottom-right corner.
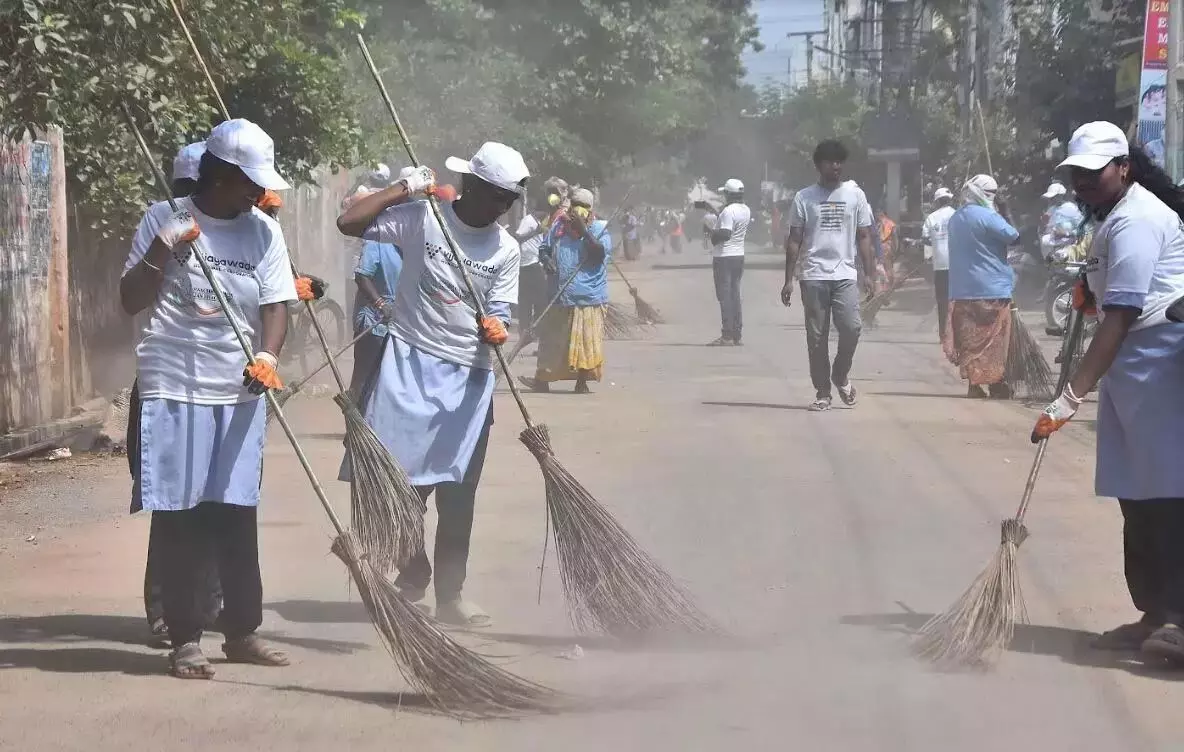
[{"x1": 2, "y1": 251, "x2": 1182, "y2": 751}]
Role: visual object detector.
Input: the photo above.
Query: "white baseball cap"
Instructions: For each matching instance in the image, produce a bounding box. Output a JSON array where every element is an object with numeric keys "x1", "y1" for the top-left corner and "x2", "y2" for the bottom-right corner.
[
  {"x1": 718, "y1": 178, "x2": 744, "y2": 193},
  {"x1": 204, "y1": 118, "x2": 290, "y2": 191},
  {"x1": 933, "y1": 187, "x2": 954, "y2": 200},
  {"x1": 1058, "y1": 121, "x2": 1129, "y2": 171},
  {"x1": 172, "y1": 141, "x2": 206, "y2": 183},
  {"x1": 1042, "y1": 181, "x2": 1068, "y2": 199},
  {"x1": 445, "y1": 142, "x2": 529, "y2": 194}
]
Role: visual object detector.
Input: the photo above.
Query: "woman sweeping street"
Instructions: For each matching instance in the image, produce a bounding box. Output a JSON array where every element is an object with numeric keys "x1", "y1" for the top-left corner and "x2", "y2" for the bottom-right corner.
[
  {"x1": 519, "y1": 187, "x2": 612, "y2": 394},
  {"x1": 1032, "y1": 121, "x2": 1184, "y2": 663},
  {"x1": 943, "y1": 174, "x2": 1020, "y2": 399},
  {"x1": 120, "y1": 119, "x2": 297, "y2": 678},
  {"x1": 336, "y1": 142, "x2": 529, "y2": 628}
]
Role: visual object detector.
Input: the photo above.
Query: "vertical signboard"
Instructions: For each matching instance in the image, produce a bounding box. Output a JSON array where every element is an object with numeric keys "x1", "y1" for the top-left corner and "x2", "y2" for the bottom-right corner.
[{"x1": 1138, "y1": 0, "x2": 1170, "y2": 166}]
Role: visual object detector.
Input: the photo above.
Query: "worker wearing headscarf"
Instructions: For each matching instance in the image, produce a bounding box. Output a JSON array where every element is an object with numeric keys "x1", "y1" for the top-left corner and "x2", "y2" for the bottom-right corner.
[
  {"x1": 944, "y1": 174, "x2": 1020, "y2": 398},
  {"x1": 520, "y1": 186, "x2": 612, "y2": 394}
]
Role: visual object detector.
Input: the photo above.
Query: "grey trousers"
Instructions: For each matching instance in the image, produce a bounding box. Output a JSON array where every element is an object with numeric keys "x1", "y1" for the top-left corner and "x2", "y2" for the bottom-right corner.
[
  {"x1": 712, "y1": 256, "x2": 744, "y2": 341},
  {"x1": 800, "y1": 279, "x2": 862, "y2": 398}
]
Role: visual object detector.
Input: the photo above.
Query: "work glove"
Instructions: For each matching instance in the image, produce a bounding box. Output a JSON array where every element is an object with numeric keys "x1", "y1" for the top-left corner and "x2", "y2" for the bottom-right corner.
[
  {"x1": 400, "y1": 166, "x2": 436, "y2": 196},
  {"x1": 257, "y1": 190, "x2": 283, "y2": 214},
  {"x1": 295, "y1": 274, "x2": 326, "y2": 302},
  {"x1": 1031, "y1": 384, "x2": 1083, "y2": 443},
  {"x1": 377, "y1": 297, "x2": 396, "y2": 323},
  {"x1": 477, "y1": 316, "x2": 508, "y2": 346},
  {"x1": 243, "y1": 351, "x2": 283, "y2": 395},
  {"x1": 1072, "y1": 278, "x2": 1097, "y2": 316},
  {"x1": 433, "y1": 183, "x2": 458, "y2": 202},
  {"x1": 157, "y1": 209, "x2": 201, "y2": 264}
]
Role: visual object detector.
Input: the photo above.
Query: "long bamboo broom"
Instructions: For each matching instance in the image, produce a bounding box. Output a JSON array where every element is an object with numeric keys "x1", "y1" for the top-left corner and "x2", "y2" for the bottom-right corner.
[
  {"x1": 506, "y1": 188, "x2": 639, "y2": 365},
  {"x1": 861, "y1": 253, "x2": 926, "y2": 327},
  {"x1": 122, "y1": 105, "x2": 556, "y2": 716},
  {"x1": 912, "y1": 439, "x2": 1047, "y2": 667},
  {"x1": 165, "y1": 0, "x2": 420, "y2": 573},
  {"x1": 1004, "y1": 305, "x2": 1055, "y2": 402},
  {"x1": 357, "y1": 35, "x2": 717, "y2": 637},
  {"x1": 609, "y1": 258, "x2": 665, "y2": 325}
]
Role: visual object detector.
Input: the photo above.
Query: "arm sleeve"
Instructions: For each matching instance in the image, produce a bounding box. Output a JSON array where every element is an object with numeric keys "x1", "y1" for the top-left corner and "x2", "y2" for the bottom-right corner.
[
  {"x1": 515, "y1": 215, "x2": 539, "y2": 237},
  {"x1": 595, "y1": 220, "x2": 613, "y2": 261},
  {"x1": 355, "y1": 241, "x2": 381, "y2": 277},
  {"x1": 122, "y1": 202, "x2": 166, "y2": 277},
  {"x1": 855, "y1": 192, "x2": 874, "y2": 228},
  {"x1": 985, "y1": 212, "x2": 1021, "y2": 245},
  {"x1": 1102, "y1": 216, "x2": 1161, "y2": 310},
  {"x1": 717, "y1": 206, "x2": 736, "y2": 231},
  {"x1": 362, "y1": 201, "x2": 426, "y2": 253},
  {"x1": 921, "y1": 216, "x2": 933, "y2": 242},
  {"x1": 487, "y1": 241, "x2": 521, "y2": 306},
  {"x1": 790, "y1": 193, "x2": 807, "y2": 228},
  {"x1": 257, "y1": 223, "x2": 299, "y2": 306}
]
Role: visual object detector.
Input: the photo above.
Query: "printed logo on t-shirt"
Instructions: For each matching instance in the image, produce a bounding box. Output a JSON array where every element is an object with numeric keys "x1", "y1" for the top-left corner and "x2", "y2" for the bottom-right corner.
[
  {"x1": 818, "y1": 202, "x2": 846, "y2": 232},
  {"x1": 169, "y1": 254, "x2": 255, "y2": 316},
  {"x1": 425, "y1": 241, "x2": 498, "y2": 279}
]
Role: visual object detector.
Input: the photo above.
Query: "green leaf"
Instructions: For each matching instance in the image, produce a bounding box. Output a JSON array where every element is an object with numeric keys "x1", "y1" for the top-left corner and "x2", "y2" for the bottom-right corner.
[{"x1": 32, "y1": 35, "x2": 46, "y2": 53}]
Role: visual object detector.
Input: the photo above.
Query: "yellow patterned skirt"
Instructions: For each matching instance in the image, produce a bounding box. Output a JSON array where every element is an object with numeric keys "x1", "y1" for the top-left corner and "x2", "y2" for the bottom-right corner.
[{"x1": 534, "y1": 305, "x2": 605, "y2": 382}]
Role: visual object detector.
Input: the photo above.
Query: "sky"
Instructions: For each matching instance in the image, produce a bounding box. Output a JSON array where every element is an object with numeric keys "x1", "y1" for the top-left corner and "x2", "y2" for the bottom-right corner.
[{"x1": 742, "y1": 0, "x2": 827, "y2": 88}]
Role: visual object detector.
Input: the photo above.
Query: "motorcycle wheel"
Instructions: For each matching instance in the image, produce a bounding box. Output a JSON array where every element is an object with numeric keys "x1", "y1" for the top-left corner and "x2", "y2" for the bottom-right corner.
[{"x1": 1045, "y1": 281, "x2": 1073, "y2": 331}]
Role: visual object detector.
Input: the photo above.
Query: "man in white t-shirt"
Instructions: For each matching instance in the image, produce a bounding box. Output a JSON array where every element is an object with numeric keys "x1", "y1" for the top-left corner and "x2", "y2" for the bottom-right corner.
[
  {"x1": 705, "y1": 178, "x2": 751, "y2": 345},
  {"x1": 337, "y1": 142, "x2": 528, "y2": 628},
  {"x1": 511, "y1": 177, "x2": 567, "y2": 337},
  {"x1": 922, "y1": 187, "x2": 957, "y2": 342},
  {"x1": 783, "y1": 139, "x2": 875, "y2": 411}
]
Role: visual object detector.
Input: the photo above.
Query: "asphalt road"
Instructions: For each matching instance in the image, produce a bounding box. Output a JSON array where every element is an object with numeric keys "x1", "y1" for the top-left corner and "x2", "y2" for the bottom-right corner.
[{"x1": 1, "y1": 251, "x2": 1178, "y2": 751}]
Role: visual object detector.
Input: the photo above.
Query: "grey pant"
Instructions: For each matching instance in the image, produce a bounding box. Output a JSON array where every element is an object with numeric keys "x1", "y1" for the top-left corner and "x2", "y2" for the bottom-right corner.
[
  {"x1": 713, "y1": 255, "x2": 744, "y2": 341},
  {"x1": 800, "y1": 279, "x2": 862, "y2": 398}
]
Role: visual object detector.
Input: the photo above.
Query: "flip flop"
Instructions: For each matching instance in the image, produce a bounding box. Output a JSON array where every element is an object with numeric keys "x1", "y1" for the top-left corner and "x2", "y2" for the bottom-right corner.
[
  {"x1": 222, "y1": 634, "x2": 290, "y2": 667},
  {"x1": 435, "y1": 599, "x2": 492, "y2": 629},
  {"x1": 169, "y1": 642, "x2": 215, "y2": 680}
]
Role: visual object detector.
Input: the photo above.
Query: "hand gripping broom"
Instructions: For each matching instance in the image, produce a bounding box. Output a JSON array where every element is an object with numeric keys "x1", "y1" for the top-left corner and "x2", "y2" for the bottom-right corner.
[
  {"x1": 357, "y1": 35, "x2": 717, "y2": 637},
  {"x1": 912, "y1": 438, "x2": 1047, "y2": 667},
  {"x1": 122, "y1": 105, "x2": 555, "y2": 717},
  {"x1": 164, "y1": 0, "x2": 420, "y2": 573}
]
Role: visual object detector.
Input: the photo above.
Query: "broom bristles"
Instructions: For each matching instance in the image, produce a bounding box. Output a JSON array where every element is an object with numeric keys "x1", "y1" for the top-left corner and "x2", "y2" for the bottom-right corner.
[
  {"x1": 605, "y1": 301, "x2": 648, "y2": 340},
  {"x1": 912, "y1": 518, "x2": 1029, "y2": 667},
  {"x1": 331, "y1": 532, "x2": 559, "y2": 717},
  {"x1": 1005, "y1": 309, "x2": 1054, "y2": 401},
  {"x1": 336, "y1": 393, "x2": 426, "y2": 573},
  {"x1": 520, "y1": 424, "x2": 718, "y2": 637},
  {"x1": 631, "y1": 290, "x2": 665, "y2": 325}
]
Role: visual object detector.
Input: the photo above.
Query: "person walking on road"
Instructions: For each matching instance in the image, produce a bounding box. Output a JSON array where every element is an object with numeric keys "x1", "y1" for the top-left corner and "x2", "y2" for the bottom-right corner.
[
  {"x1": 944, "y1": 174, "x2": 1020, "y2": 399},
  {"x1": 922, "y1": 187, "x2": 956, "y2": 342},
  {"x1": 1031, "y1": 121, "x2": 1184, "y2": 662},
  {"x1": 512, "y1": 177, "x2": 567, "y2": 339},
  {"x1": 121, "y1": 119, "x2": 297, "y2": 678},
  {"x1": 520, "y1": 187, "x2": 612, "y2": 394},
  {"x1": 336, "y1": 142, "x2": 528, "y2": 628},
  {"x1": 704, "y1": 178, "x2": 751, "y2": 346},
  {"x1": 782, "y1": 140, "x2": 876, "y2": 412}
]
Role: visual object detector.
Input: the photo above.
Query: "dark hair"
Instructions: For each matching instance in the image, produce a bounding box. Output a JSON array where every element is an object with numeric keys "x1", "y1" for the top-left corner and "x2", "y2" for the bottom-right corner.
[
  {"x1": 813, "y1": 139, "x2": 848, "y2": 164},
  {"x1": 1142, "y1": 84, "x2": 1167, "y2": 102},
  {"x1": 172, "y1": 178, "x2": 199, "y2": 198},
  {"x1": 1127, "y1": 145, "x2": 1184, "y2": 221},
  {"x1": 196, "y1": 151, "x2": 244, "y2": 191}
]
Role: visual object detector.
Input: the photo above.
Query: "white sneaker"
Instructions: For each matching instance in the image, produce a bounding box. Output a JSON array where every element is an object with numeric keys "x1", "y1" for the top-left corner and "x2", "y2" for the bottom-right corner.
[
  {"x1": 837, "y1": 383, "x2": 858, "y2": 406},
  {"x1": 809, "y1": 396, "x2": 832, "y2": 412}
]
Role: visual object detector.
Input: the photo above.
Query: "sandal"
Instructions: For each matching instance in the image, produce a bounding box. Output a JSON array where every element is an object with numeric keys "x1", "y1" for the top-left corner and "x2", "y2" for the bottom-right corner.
[
  {"x1": 169, "y1": 642, "x2": 215, "y2": 680},
  {"x1": 222, "y1": 634, "x2": 290, "y2": 667},
  {"x1": 1141, "y1": 624, "x2": 1184, "y2": 666},
  {"x1": 435, "y1": 599, "x2": 492, "y2": 629}
]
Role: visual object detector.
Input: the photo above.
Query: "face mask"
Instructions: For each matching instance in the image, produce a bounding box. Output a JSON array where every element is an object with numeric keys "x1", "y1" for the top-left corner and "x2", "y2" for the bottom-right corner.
[
  {"x1": 572, "y1": 206, "x2": 590, "y2": 221},
  {"x1": 548, "y1": 193, "x2": 562, "y2": 207}
]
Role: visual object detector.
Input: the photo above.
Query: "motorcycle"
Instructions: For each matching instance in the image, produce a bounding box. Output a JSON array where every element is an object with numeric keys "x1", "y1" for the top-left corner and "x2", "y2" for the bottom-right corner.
[{"x1": 1043, "y1": 260, "x2": 1085, "y2": 334}]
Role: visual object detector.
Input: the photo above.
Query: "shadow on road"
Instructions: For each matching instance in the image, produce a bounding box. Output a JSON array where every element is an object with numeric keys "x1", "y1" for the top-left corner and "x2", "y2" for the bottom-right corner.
[
  {"x1": 268, "y1": 599, "x2": 369, "y2": 624},
  {"x1": 702, "y1": 400, "x2": 812, "y2": 412},
  {"x1": 0, "y1": 647, "x2": 162, "y2": 675},
  {"x1": 868, "y1": 390, "x2": 966, "y2": 401}
]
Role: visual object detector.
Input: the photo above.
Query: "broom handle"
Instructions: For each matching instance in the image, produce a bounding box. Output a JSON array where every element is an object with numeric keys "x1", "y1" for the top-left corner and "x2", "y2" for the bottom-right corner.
[
  {"x1": 975, "y1": 100, "x2": 993, "y2": 177},
  {"x1": 356, "y1": 34, "x2": 543, "y2": 426},
  {"x1": 518, "y1": 186, "x2": 635, "y2": 340},
  {"x1": 286, "y1": 327, "x2": 372, "y2": 395},
  {"x1": 610, "y1": 258, "x2": 637, "y2": 294},
  {"x1": 121, "y1": 104, "x2": 350, "y2": 540},
  {"x1": 167, "y1": 0, "x2": 231, "y2": 121},
  {"x1": 1015, "y1": 438, "x2": 1049, "y2": 522},
  {"x1": 163, "y1": 11, "x2": 353, "y2": 397}
]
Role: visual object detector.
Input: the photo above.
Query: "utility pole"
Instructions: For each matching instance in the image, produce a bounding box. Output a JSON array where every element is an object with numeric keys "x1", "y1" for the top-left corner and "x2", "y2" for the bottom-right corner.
[{"x1": 787, "y1": 30, "x2": 827, "y2": 85}]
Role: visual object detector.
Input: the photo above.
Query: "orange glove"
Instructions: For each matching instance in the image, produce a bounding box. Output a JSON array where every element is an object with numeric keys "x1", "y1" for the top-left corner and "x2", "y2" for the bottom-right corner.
[
  {"x1": 243, "y1": 352, "x2": 283, "y2": 394},
  {"x1": 478, "y1": 316, "x2": 508, "y2": 346},
  {"x1": 1072, "y1": 278, "x2": 1097, "y2": 316},
  {"x1": 257, "y1": 190, "x2": 283, "y2": 213},
  {"x1": 431, "y1": 183, "x2": 458, "y2": 201},
  {"x1": 1031, "y1": 385, "x2": 1083, "y2": 443},
  {"x1": 294, "y1": 275, "x2": 326, "y2": 301}
]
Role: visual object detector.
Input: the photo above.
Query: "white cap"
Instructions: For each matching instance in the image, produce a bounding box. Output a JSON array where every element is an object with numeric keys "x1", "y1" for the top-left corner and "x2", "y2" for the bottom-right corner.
[
  {"x1": 718, "y1": 178, "x2": 744, "y2": 193},
  {"x1": 570, "y1": 187, "x2": 595, "y2": 207},
  {"x1": 371, "y1": 163, "x2": 392, "y2": 183},
  {"x1": 204, "y1": 118, "x2": 290, "y2": 190},
  {"x1": 1042, "y1": 181, "x2": 1068, "y2": 199},
  {"x1": 172, "y1": 142, "x2": 206, "y2": 183},
  {"x1": 1058, "y1": 121, "x2": 1129, "y2": 171},
  {"x1": 445, "y1": 142, "x2": 529, "y2": 194},
  {"x1": 933, "y1": 187, "x2": 953, "y2": 200}
]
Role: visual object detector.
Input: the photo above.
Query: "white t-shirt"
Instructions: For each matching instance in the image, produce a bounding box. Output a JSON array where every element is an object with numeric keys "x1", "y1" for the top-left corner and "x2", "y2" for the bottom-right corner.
[
  {"x1": 713, "y1": 202, "x2": 751, "y2": 258},
  {"x1": 123, "y1": 199, "x2": 297, "y2": 405},
  {"x1": 516, "y1": 213, "x2": 543, "y2": 267},
  {"x1": 790, "y1": 181, "x2": 873, "y2": 281},
  {"x1": 1085, "y1": 182, "x2": 1184, "y2": 331},
  {"x1": 366, "y1": 200, "x2": 520, "y2": 369},
  {"x1": 922, "y1": 205, "x2": 956, "y2": 271}
]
